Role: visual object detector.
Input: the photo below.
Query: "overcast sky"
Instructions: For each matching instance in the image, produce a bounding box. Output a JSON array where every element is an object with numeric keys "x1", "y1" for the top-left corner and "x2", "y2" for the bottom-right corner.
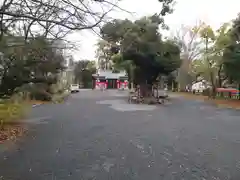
[{"x1": 66, "y1": 0, "x2": 240, "y2": 61}]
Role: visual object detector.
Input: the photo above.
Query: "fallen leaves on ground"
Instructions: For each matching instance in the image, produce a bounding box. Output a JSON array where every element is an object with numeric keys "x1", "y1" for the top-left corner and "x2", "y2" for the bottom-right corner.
[
  {"x1": 212, "y1": 99, "x2": 240, "y2": 109},
  {"x1": 173, "y1": 92, "x2": 208, "y2": 100},
  {"x1": 173, "y1": 92, "x2": 240, "y2": 109},
  {"x1": 0, "y1": 123, "x2": 27, "y2": 143}
]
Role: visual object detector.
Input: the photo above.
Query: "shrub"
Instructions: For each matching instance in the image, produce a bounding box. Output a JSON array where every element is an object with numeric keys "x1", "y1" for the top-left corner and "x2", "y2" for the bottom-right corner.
[
  {"x1": 9, "y1": 92, "x2": 30, "y2": 103},
  {"x1": 16, "y1": 83, "x2": 52, "y2": 101},
  {"x1": 30, "y1": 90, "x2": 52, "y2": 101},
  {"x1": 49, "y1": 84, "x2": 58, "y2": 94}
]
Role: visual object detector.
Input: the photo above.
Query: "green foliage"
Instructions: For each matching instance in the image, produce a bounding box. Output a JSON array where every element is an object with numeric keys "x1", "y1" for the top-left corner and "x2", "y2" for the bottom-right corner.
[
  {"x1": 158, "y1": 0, "x2": 175, "y2": 16},
  {"x1": 73, "y1": 60, "x2": 96, "y2": 88},
  {"x1": 111, "y1": 53, "x2": 135, "y2": 84},
  {"x1": 172, "y1": 23, "x2": 205, "y2": 90},
  {"x1": 30, "y1": 90, "x2": 52, "y2": 101},
  {"x1": 95, "y1": 40, "x2": 112, "y2": 69},
  {"x1": 223, "y1": 44, "x2": 240, "y2": 83},
  {"x1": 190, "y1": 59, "x2": 212, "y2": 81},
  {"x1": 199, "y1": 24, "x2": 215, "y2": 41},
  {"x1": 222, "y1": 15, "x2": 240, "y2": 85},
  {"x1": 15, "y1": 83, "x2": 53, "y2": 101},
  {"x1": 214, "y1": 23, "x2": 231, "y2": 50},
  {"x1": 101, "y1": 16, "x2": 181, "y2": 86},
  {"x1": 0, "y1": 35, "x2": 65, "y2": 97},
  {"x1": 193, "y1": 23, "x2": 232, "y2": 89}
]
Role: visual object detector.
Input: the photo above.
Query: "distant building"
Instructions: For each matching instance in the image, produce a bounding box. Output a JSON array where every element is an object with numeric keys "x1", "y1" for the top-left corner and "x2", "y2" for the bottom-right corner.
[
  {"x1": 92, "y1": 69, "x2": 128, "y2": 89},
  {"x1": 51, "y1": 39, "x2": 66, "y2": 55}
]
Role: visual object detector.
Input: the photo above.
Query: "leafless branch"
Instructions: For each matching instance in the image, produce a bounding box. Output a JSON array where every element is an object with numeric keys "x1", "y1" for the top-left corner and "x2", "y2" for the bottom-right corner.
[
  {"x1": 0, "y1": 0, "x2": 124, "y2": 33},
  {"x1": 173, "y1": 21, "x2": 204, "y2": 62}
]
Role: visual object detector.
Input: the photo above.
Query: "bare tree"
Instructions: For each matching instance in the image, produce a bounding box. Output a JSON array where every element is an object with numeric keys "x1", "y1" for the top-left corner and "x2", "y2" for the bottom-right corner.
[
  {"x1": 172, "y1": 21, "x2": 204, "y2": 90},
  {"x1": 95, "y1": 39, "x2": 113, "y2": 70},
  {"x1": 0, "y1": 0, "x2": 124, "y2": 40}
]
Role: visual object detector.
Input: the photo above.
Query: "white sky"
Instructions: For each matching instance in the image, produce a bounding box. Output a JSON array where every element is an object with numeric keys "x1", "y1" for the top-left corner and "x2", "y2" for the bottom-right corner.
[{"x1": 67, "y1": 0, "x2": 240, "y2": 61}]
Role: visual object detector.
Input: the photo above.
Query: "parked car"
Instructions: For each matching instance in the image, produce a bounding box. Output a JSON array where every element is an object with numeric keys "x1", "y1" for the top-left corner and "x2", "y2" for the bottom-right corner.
[{"x1": 70, "y1": 84, "x2": 79, "y2": 93}]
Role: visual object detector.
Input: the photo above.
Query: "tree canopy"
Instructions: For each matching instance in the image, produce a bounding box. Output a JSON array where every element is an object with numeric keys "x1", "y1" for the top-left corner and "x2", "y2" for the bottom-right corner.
[
  {"x1": 100, "y1": 15, "x2": 181, "y2": 89},
  {"x1": 0, "y1": 0, "x2": 178, "y2": 99},
  {"x1": 172, "y1": 22, "x2": 204, "y2": 90},
  {"x1": 0, "y1": 35, "x2": 65, "y2": 97},
  {"x1": 223, "y1": 15, "x2": 240, "y2": 85},
  {"x1": 73, "y1": 60, "x2": 96, "y2": 88}
]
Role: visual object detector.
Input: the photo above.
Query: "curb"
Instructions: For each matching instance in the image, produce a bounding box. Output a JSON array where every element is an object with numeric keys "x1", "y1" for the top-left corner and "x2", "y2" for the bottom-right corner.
[{"x1": 32, "y1": 104, "x2": 42, "y2": 108}]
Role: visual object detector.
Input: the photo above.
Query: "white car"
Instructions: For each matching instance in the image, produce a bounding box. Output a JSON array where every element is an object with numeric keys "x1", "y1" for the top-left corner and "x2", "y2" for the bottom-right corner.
[
  {"x1": 70, "y1": 84, "x2": 79, "y2": 93},
  {"x1": 191, "y1": 81, "x2": 206, "y2": 93}
]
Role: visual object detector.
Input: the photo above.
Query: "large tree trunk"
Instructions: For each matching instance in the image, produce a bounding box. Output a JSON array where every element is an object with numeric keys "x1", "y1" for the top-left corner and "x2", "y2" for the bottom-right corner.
[
  {"x1": 209, "y1": 71, "x2": 217, "y2": 99},
  {"x1": 217, "y1": 64, "x2": 223, "y2": 88},
  {"x1": 217, "y1": 64, "x2": 224, "y2": 98},
  {"x1": 139, "y1": 83, "x2": 152, "y2": 97}
]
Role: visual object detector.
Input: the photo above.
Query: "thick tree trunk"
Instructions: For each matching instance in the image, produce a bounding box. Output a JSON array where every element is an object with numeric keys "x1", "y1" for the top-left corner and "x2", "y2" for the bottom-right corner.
[
  {"x1": 139, "y1": 83, "x2": 152, "y2": 97},
  {"x1": 217, "y1": 64, "x2": 223, "y2": 88},
  {"x1": 209, "y1": 71, "x2": 216, "y2": 99},
  {"x1": 217, "y1": 64, "x2": 224, "y2": 98}
]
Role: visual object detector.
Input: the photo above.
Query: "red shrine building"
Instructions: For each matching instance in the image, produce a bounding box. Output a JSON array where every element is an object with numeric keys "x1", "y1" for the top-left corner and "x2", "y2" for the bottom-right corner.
[{"x1": 92, "y1": 69, "x2": 128, "y2": 90}]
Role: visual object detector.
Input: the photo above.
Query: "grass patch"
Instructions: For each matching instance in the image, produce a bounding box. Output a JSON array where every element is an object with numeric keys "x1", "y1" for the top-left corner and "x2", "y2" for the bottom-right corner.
[
  {"x1": 0, "y1": 101, "x2": 29, "y2": 129},
  {"x1": 211, "y1": 99, "x2": 240, "y2": 109},
  {"x1": 0, "y1": 97, "x2": 30, "y2": 143}
]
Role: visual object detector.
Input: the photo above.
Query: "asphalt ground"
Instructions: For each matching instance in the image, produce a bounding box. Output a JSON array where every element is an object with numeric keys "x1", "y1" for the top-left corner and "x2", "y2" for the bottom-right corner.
[{"x1": 0, "y1": 90, "x2": 240, "y2": 179}]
